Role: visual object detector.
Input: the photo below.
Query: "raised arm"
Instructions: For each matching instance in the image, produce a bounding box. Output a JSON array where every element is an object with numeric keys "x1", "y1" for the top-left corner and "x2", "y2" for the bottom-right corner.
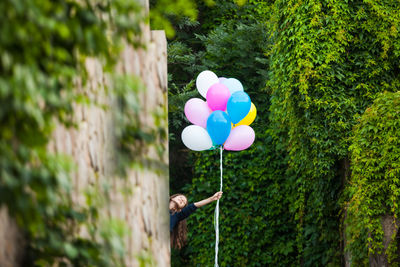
[
  {"x1": 170, "y1": 191, "x2": 224, "y2": 231},
  {"x1": 194, "y1": 191, "x2": 223, "y2": 208}
]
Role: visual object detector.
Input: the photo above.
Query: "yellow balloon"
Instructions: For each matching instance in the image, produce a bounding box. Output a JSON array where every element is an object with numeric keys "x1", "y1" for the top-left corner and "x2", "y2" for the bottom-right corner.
[{"x1": 233, "y1": 102, "x2": 257, "y2": 128}]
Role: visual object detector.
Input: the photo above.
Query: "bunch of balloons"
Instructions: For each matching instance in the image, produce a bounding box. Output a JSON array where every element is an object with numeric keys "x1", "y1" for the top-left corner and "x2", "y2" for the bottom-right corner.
[{"x1": 181, "y1": 70, "x2": 256, "y2": 151}]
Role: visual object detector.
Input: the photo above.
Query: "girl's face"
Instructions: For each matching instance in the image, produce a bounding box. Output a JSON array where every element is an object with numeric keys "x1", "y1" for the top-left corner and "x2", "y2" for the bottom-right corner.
[{"x1": 172, "y1": 195, "x2": 187, "y2": 209}]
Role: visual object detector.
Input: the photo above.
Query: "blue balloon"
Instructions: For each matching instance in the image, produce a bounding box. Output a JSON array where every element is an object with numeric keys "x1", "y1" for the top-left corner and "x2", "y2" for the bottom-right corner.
[
  {"x1": 207, "y1": 111, "x2": 231, "y2": 145},
  {"x1": 227, "y1": 91, "x2": 251, "y2": 124}
]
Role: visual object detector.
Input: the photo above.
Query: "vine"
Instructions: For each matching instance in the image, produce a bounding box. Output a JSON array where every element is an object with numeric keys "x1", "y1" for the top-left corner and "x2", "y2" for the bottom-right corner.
[
  {"x1": 268, "y1": 0, "x2": 400, "y2": 265},
  {"x1": 346, "y1": 91, "x2": 400, "y2": 265}
]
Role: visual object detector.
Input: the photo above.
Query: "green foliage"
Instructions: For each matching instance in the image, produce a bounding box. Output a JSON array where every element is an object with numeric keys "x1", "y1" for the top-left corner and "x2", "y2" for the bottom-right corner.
[
  {"x1": 167, "y1": 10, "x2": 208, "y2": 194},
  {"x1": 167, "y1": 7, "x2": 271, "y2": 193},
  {"x1": 198, "y1": 21, "x2": 269, "y2": 90},
  {"x1": 168, "y1": 3, "x2": 299, "y2": 263},
  {"x1": 0, "y1": 0, "x2": 166, "y2": 265},
  {"x1": 195, "y1": 0, "x2": 271, "y2": 31},
  {"x1": 170, "y1": 0, "x2": 400, "y2": 265},
  {"x1": 180, "y1": 21, "x2": 295, "y2": 263},
  {"x1": 346, "y1": 91, "x2": 400, "y2": 265},
  {"x1": 186, "y1": 125, "x2": 298, "y2": 266},
  {"x1": 268, "y1": 0, "x2": 400, "y2": 265},
  {"x1": 150, "y1": 0, "x2": 199, "y2": 38},
  {"x1": 170, "y1": 1, "x2": 400, "y2": 266}
]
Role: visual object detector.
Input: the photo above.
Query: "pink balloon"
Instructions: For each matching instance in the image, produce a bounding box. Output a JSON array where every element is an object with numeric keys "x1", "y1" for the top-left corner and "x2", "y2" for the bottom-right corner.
[
  {"x1": 206, "y1": 83, "x2": 230, "y2": 111},
  {"x1": 184, "y1": 98, "x2": 211, "y2": 128},
  {"x1": 224, "y1": 125, "x2": 255, "y2": 151}
]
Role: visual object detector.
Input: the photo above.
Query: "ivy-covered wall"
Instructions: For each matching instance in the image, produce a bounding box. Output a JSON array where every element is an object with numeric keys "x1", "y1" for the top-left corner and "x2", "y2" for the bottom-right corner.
[
  {"x1": 346, "y1": 91, "x2": 400, "y2": 266},
  {"x1": 268, "y1": 1, "x2": 400, "y2": 265},
  {"x1": 168, "y1": 0, "x2": 400, "y2": 266}
]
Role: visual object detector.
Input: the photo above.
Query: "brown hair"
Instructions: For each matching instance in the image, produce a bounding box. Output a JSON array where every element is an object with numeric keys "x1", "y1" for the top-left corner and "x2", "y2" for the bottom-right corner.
[{"x1": 170, "y1": 194, "x2": 188, "y2": 249}]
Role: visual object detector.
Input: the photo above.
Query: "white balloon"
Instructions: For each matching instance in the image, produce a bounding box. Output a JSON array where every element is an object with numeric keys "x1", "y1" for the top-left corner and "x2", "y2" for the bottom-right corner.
[
  {"x1": 221, "y1": 78, "x2": 244, "y2": 95},
  {"x1": 196, "y1": 70, "x2": 219, "y2": 98},
  {"x1": 181, "y1": 125, "x2": 213, "y2": 151}
]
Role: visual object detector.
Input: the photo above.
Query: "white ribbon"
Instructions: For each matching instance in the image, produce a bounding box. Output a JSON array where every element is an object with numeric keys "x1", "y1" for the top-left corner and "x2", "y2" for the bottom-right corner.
[{"x1": 214, "y1": 146, "x2": 223, "y2": 267}]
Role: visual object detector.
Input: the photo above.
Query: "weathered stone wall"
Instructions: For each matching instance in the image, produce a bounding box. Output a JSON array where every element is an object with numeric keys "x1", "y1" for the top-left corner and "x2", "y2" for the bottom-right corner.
[
  {"x1": 369, "y1": 216, "x2": 400, "y2": 267},
  {"x1": 0, "y1": 9, "x2": 169, "y2": 267},
  {"x1": 49, "y1": 29, "x2": 169, "y2": 266},
  {"x1": 0, "y1": 207, "x2": 24, "y2": 267}
]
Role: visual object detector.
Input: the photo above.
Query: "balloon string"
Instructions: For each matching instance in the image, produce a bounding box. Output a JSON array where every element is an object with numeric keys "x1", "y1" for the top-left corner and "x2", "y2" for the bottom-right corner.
[{"x1": 214, "y1": 146, "x2": 223, "y2": 267}]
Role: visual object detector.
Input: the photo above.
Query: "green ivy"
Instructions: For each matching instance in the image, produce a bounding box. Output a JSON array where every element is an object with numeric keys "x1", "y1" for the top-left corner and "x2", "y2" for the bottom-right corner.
[
  {"x1": 268, "y1": 0, "x2": 400, "y2": 265},
  {"x1": 345, "y1": 91, "x2": 400, "y2": 265}
]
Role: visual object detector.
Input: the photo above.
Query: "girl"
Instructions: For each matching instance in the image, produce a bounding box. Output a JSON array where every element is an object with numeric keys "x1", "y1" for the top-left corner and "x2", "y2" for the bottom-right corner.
[{"x1": 169, "y1": 191, "x2": 223, "y2": 249}]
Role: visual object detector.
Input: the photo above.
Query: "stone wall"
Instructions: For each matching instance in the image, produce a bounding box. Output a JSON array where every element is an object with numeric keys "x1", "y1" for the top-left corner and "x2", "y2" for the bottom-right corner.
[
  {"x1": 49, "y1": 29, "x2": 169, "y2": 266},
  {"x1": 0, "y1": 207, "x2": 24, "y2": 267},
  {"x1": 369, "y1": 216, "x2": 400, "y2": 267}
]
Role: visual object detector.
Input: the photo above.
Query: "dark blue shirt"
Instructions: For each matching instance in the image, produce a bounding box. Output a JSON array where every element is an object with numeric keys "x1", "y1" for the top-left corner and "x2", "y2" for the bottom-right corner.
[{"x1": 170, "y1": 203, "x2": 197, "y2": 231}]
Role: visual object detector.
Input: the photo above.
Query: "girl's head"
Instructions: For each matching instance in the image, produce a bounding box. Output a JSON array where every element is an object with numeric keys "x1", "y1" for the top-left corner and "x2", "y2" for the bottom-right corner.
[
  {"x1": 169, "y1": 194, "x2": 188, "y2": 211},
  {"x1": 169, "y1": 193, "x2": 188, "y2": 249}
]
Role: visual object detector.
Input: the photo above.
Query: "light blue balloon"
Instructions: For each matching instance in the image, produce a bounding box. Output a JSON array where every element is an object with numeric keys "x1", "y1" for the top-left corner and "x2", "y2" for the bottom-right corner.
[
  {"x1": 221, "y1": 78, "x2": 244, "y2": 95},
  {"x1": 206, "y1": 111, "x2": 231, "y2": 145},
  {"x1": 227, "y1": 91, "x2": 251, "y2": 124}
]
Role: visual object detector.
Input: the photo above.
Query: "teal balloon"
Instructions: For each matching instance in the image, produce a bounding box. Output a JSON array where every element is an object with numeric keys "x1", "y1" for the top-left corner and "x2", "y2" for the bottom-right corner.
[
  {"x1": 227, "y1": 91, "x2": 251, "y2": 124},
  {"x1": 207, "y1": 111, "x2": 231, "y2": 145}
]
